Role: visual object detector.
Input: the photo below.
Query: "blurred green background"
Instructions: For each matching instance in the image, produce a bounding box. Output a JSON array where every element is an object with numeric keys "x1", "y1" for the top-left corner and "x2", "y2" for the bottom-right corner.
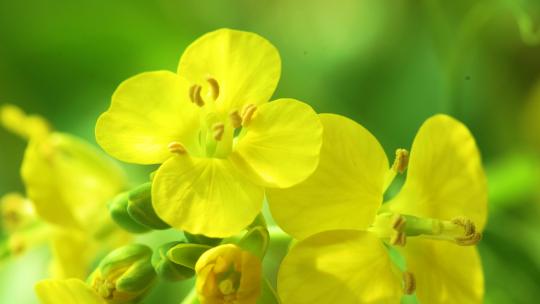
[{"x1": 1, "y1": 0, "x2": 540, "y2": 303}]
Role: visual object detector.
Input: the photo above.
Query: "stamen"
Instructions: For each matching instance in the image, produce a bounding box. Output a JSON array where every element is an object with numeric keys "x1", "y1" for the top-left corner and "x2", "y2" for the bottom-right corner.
[
  {"x1": 392, "y1": 149, "x2": 409, "y2": 174},
  {"x1": 390, "y1": 231, "x2": 407, "y2": 246},
  {"x1": 168, "y1": 141, "x2": 186, "y2": 154},
  {"x1": 455, "y1": 232, "x2": 482, "y2": 246},
  {"x1": 189, "y1": 85, "x2": 205, "y2": 107},
  {"x1": 392, "y1": 214, "x2": 407, "y2": 232},
  {"x1": 212, "y1": 123, "x2": 225, "y2": 141},
  {"x1": 402, "y1": 271, "x2": 416, "y2": 295},
  {"x1": 451, "y1": 217, "x2": 476, "y2": 235},
  {"x1": 206, "y1": 77, "x2": 220, "y2": 101},
  {"x1": 229, "y1": 111, "x2": 242, "y2": 129},
  {"x1": 241, "y1": 104, "x2": 257, "y2": 126}
]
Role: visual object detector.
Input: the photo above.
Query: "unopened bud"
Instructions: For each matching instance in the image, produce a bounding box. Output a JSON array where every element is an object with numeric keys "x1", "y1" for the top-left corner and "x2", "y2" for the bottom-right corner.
[
  {"x1": 108, "y1": 193, "x2": 151, "y2": 233},
  {"x1": 127, "y1": 183, "x2": 170, "y2": 230},
  {"x1": 90, "y1": 244, "x2": 156, "y2": 303},
  {"x1": 152, "y1": 242, "x2": 195, "y2": 281},
  {"x1": 1, "y1": 193, "x2": 36, "y2": 232},
  {"x1": 195, "y1": 244, "x2": 262, "y2": 304}
]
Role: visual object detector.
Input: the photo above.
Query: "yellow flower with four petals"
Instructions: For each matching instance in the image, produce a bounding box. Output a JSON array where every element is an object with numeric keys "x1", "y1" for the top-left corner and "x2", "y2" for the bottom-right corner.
[
  {"x1": 268, "y1": 114, "x2": 487, "y2": 304},
  {"x1": 96, "y1": 29, "x2": 323, "y2": 238}
]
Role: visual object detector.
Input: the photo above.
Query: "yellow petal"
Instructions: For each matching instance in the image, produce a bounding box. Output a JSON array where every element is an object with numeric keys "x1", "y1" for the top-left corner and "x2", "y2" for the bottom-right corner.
[
  {"x1": 386, "y1": 114, "x2": 488, "y2": 230},
  {"x1": 35, "y1": 279, "x2": 105, "y2": 304},
  {"x1": 278, "y1": 230, "x2": 402, "y2": 304},
  {"x1": 178, "y1": 28, "x2": 281, "y2": 113},
  {"x1": 49, "y1": 230, "x2": 96, "y2": 279},
  {"x1": 96, "y1": 71, "x2": 202, "y2": 164},
  {"x1": 402, "y1": 239, "x2": 484, "y2": 304},
  {"x1": 230, "y1": 99, "x2": 322, "y2": 188},
  {"x1": 21, "y1": 133, "x2": 126, "y2": 229},
  {"x1": 0, "y1": 104, "x2": 50, "y2": 140},
  {"x1": 267, "y1": 114, "x2": 388, "y2": 240},
  {"x1": 152, "y1": 155, "x2": 264, "y2": 238}
]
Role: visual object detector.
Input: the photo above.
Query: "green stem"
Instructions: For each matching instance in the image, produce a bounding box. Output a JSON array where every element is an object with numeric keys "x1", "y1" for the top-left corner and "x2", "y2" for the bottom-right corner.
[{"x1": 268, "y1": 226, "x2": 291, "y2": 243}]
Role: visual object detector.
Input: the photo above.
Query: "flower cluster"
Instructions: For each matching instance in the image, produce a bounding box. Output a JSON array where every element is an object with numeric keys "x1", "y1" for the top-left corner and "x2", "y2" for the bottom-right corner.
[{"x1": 1, "y1": 28, "x2": 487, "y2": 304}]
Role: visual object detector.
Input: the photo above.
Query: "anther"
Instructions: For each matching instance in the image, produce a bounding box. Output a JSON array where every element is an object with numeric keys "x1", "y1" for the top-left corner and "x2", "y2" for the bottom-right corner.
[
  {"x1": 206, "y1": 77, "x2": 220, "y2": 101},
  {"x1": 392, "y1": 149, "x2": 409, "y2": 174},
  {"x1": 392, "y1": 214, "x2": 407, "y2": 232},
  {"x1": 451, "y1": 217, "x2": 476, "y2": 235},
  {"x1": 455, "y1": 232, "x2": 482, "y2": 246},
  {"x1": 229, "y1": 111, "x2": 242, "y2": 129},
  {"x1": 212, "y1": 123, "x2": 225, "y2": 141},
  {"x1": 189, "y1": 85, "x2": 205, "y2": 107},
  {"x1": 390, "y1": 231, "x2": 407, "y2": 246},
  {"x1": 168, "y1": 141, "x2": 186, "y2": 154},
  {"x1": 241, "y1": 104, "x2": 257, "y2": 126},
  {"x1": 402, "y1": 271, "x2": 416, "y2": 295}
]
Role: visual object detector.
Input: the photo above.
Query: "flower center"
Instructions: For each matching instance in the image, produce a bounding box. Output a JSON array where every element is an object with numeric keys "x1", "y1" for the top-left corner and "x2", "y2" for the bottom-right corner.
[
  {"x1": 215, "y1": 266, "x2": 241, "y2": 301},
  {"x1": 369, "y1": 212, "x2": 482, "y2": 247}
]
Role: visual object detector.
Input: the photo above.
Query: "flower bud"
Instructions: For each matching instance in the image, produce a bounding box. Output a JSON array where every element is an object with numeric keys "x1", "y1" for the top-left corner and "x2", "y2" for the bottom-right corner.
[
  {"x1": 195, "y1": 244, "x2": 262, "y2": 304},
  {"x1": 1, "y1": 193, "x2": 36, "y2": 232},
  {"x1": 127, "y1": 183, "x2": 170, "y2": 230},
  {"x1": 108, "y1": 193, "x2": 151, "y2": 233},
  {"x1": 152, "y1": 242, "x2": 195, "y2": 281},
  {"x1": 184, "y1": 232, "x2": 222, "y2": 247},
  {"x1": 89, "y1": 244, "x2": 156, "y2": 303}
]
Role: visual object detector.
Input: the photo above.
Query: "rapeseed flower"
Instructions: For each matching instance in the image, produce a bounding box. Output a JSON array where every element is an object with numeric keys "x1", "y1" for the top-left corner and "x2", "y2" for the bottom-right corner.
[
  {"x1": 96, "y1": 29, "x2": 322, "y2": 238},
  {"x1": 268, "y1": 114, "x2": 487, "y2": 303},
  {"x1": 1, "y1": 104, "x2": 129, "y2": 279}
]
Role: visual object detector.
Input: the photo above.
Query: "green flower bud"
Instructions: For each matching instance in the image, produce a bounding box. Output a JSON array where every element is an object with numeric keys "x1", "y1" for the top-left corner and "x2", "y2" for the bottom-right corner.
[
  {"x1": 168, "y1": 243, "x2": 211, "y2": 269},
  {"x1": 90, "y1": 244, "x2": 156, "y2": 303},
  {"x1": 152, "y1": 242, "x2": 195, "y2": 281},
  {"x1": 127, "y1": 183, "x2": 170, "y2": 230},
  {"x1": 184, "y1": 232, "x2": 222, "y2": 246},
  {"x1": 108, "y1": 193, "x2": 151, "y2": 233},
  {"x1": 238, "y1": 226, "x2": 269, "y2": 259}
]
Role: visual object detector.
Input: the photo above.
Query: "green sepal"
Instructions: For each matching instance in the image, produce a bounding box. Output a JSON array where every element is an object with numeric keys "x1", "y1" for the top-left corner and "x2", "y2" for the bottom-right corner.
[
  {"x1": 167, "y1": 243, "x2": 211, "y2": 269},
  {"x1": 257, "y1": 278, "x2": 281, "y2": 304},
  {"x1": 116, "y1": 257, "x2": 156, "y2": 293},
  {"x1": 152, "y1": 241, "x2": 195, "y2": 281},
  {"x1": 108, "y1": 192, "x2": 151, "y2": 233},
  {"x1": 127, "y1": 183, "x2": 170, "y2": 230},
  {"x1": 248, "y1": 213, "x2": 268, "y2": 229},
  {"x1": 184, "y1": 231, "x2": 222, "y2": 246},
  {"x1": 238, "y1": 226, "x2": 269, "y2": 259}
]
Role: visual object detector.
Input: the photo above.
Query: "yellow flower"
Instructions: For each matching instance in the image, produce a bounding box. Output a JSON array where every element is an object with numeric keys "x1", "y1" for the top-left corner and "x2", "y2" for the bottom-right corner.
[
  {"x1": 1, "y1": 104, "x2": 130, "y2": 279},
  {"x1": 95, "y1": 28, "x2": 323, "y2": 237},
  {"x1": 268, "y1": 114, "x2": 487, "y2": 303},
  {"x1": 36, "y1": 244, "x2": 157, "y2": 304},
  {"x1": 35, "y1": 279, "x2": 106, "y2": 304},
  {"x1": 195, "y1": 244, "x2": 262, "y2": 304}
]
